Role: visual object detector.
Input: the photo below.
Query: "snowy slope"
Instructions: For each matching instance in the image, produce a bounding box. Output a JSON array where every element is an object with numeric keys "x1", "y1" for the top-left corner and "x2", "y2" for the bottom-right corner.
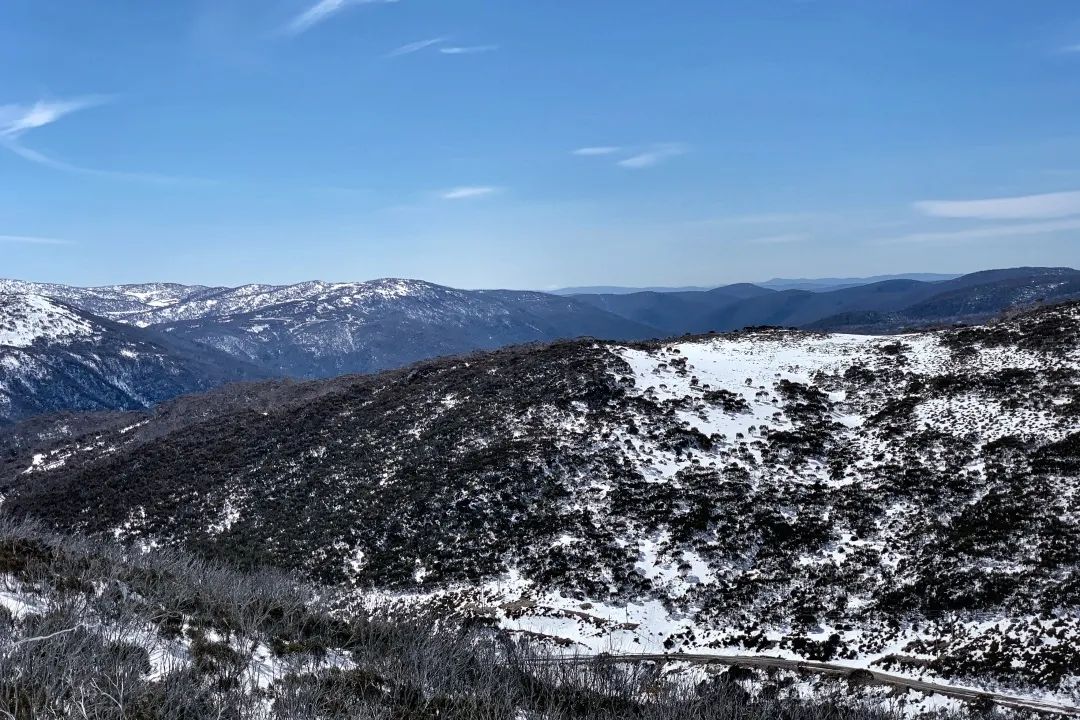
[
  {"x1": 0, "y1": 279, "x2": 212, "y2": 321},
  {"x1": 0, "y1": 293, "x2": 97, "y2": 348},
  {"x1": 0, "y1": 293, "x2": 266, "y2": 423},
  {"x1": 153, "y1": 280, "x2": 659, "y2": 377},
  {"x1": 2, "y1": 301, "x2": 1079, "y2": 702}
]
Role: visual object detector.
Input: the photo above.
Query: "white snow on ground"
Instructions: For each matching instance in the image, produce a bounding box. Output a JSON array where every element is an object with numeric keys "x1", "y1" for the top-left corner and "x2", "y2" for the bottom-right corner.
[
  {"x1": 618, "y1": 332, "x2": 881, "y2": 440},
  {"x1": 0, "y1": 574, "x2": 353, "y2": 695},
  {"x1": 0, "y1": 589, "x2": 43, "y2": 619},
  {"x1": 0, "y1": 294, "x2": 96, "y2": 348},
  {"x1": 364, "y1": 569, "x2": 1080, "y2": 717},
  {"x1": 361, "y1": 325, "x2": 1080, "y2": 716},
  {"x1": 208, "y1": 500, "x2": 242, "y2": 534}
]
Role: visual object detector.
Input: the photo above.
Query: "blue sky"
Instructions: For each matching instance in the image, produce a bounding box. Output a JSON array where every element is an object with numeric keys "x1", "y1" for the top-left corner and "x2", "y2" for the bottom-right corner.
[{"x1": 2, "y1": 0, "x2": 1080, "y2": 289}]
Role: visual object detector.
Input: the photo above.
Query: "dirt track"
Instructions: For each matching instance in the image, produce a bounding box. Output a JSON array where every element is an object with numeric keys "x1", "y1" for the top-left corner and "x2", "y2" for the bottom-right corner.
[{"x1": 525, "y1": 653, "x2": 1080, "y2": 716}]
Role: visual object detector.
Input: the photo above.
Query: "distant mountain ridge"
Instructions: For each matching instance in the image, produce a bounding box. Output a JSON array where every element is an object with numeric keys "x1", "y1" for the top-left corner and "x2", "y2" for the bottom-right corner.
[
  {"x1": 2, "y1": 267, "x2": 1078, "y2": 422},
  {"x1": 759, "y1": 272, "x2": 961, "y2": 291},
  {"x1": 553, "y1": 273, "x2": 962, "y2": 295},
  {"x1": 551, "y1": 284, "x2": 715, "y2": 295},
  {"x1": 152, "y1": 280, "x2": 658, "y2": 378},
  {"x1": 570, "y1": 266, "x2": 1080, "y2": 335},
  {"x1": 0, "y1": 279, "x2": 659, "y2": 420}
]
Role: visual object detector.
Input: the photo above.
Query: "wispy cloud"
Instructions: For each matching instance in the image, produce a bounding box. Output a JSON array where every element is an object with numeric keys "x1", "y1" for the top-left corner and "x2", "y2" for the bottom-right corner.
[
  {"x1": 748, "y1": 233, "x2": 810, "y2": 245},
  {"x1": 384, "y1": 37, "x2": 497, "y2": 59},
  {"x1": 1060, "y1": 44, "x2": 1080, "y2": 54},
  {"x1": 0, "y1": 96, "x2": 210, "y2": 184},
  {"x1": 617, "y1": 143, "x2": 688, "y2": 169},
  {"x1": 0, "y1": 234, "x2": 73, "y2": 246},
  {"x1": 880, "y1": 218, "x2": 1080, "y2": 244},
  {"x1": 701, "y1": 212, "x2": 830, "y2": 226},
  {"x1": 571, "y1": 146, "x2": 622, "y2": 156},
  {"x1": 914, "y1": 190, "x2": 1080, "y2": 220},
  {"x1": 0, "y1": 97, "x2": 109, "y2": 140},
  {"x1": 572, "y1": 142, "x2": 689, "y2": 169},
  {"x1": 386, "y1": 37, "x2": 446, "y2": 57},
  {"x1": 440, "y1": 186, "x2": 500, "y2": 200},
  {"x1": 439, "y1": 45, "x2": 498, "y2": 55},
  {"x1": 285, "y1": 0, "x2": 398, "y2": 36},
  {"x1": 0, "y1": 97, "x2": 112, "y2": 174}
]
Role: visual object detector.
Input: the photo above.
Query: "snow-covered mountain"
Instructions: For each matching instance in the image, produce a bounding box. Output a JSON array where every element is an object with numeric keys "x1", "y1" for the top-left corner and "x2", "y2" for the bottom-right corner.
[
  {"x1": 5, "y1": 269, "x2": 1078, "y2": 383},
  {"x1": 0, "y1": 279, "x2": 213, "y2": 322},
  {"x1": 0, "y1": 278, "x2": 660, "y2": 379},
  {"x1": 3, "y1": 300, "x2": 1078, "y2": 704},
  {"x1": 154, "y1": 280, "x2": 662, "y2": 378},
  {"x1": 0, "y1": 293, "x2": 267, "y2": 424}
]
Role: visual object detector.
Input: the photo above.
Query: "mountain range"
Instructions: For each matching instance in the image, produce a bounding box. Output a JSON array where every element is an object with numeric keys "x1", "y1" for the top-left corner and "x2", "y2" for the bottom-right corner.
[
  {"x1": 757, "y1": 272, "x2": 961, "y2": 291},
  {"x1": 568, "y1": 267, "x2": 1080, "y2": 335},
  {"x1": 2, "y1": 299, "x2": 1078, "y2": 706},
  {"x1": 555, "y1": 273, "x2": 961, "y2": 295},
  {"x1": 1, "y1": 266, "x2": 1079, "y2": 423},
  {"x1": 0, "y1": 293, "x2": 265, "y2": 423}
]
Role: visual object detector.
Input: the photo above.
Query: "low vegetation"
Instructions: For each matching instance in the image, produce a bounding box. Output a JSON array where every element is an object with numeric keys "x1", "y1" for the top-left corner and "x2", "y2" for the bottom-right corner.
[{"x1": 0, "y1": 517, "x2": 965, "y2": 720}]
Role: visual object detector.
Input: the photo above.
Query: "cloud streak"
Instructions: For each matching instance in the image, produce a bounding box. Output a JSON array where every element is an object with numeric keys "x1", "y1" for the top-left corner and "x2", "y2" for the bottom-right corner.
[
  {"x1": 0, "y1": 97, "x2": 109, "y2": 140},
  {"x1": 440, "y1": 186, "x2": 500, "y2": 200},
  {"x1": 387, "y1": 37, "x2": 446, "y2": 57},
  {"x1": 0, "y1": 96, "x2": 211, "y2": 184},
  {"x1": 0, "y1": 97, "x2": 113, "y2": 175},
  {"x1": 914, "y1": 190, "x2": 1080, "y2": 220},
  {"x1": 617, "y1": 143, "x2": 688, "y2": 169},
  {"x1": 881, "y1": 218, "x2": 1080, "y2": 244},
  {"x1": 574, "y1": 142, "x2": 688, "y2": 169},
  {"x1": 748, "y1": 233, "x2": 810, "y2": 245},
  {"x1": 572, "y1": 146, "x2": 622, "y2": 156},
  {"x1": 385, "y1": 37, "x2": 497, "y2": 59},
  {"x1": 439, "y1": 45, "x2": 498, "y2": 55},
  {"x1": 0, "y1": 234, "x2": 73, "y2": 246},
  {"x1": 285, "y1": 0, "x2": 398, "y2": 36}
]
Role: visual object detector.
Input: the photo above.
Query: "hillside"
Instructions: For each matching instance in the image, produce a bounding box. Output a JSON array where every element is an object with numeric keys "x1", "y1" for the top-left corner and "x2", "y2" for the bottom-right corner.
[
  {"x1": 0, "y1": 293, "x2": 267, "y2": 424},
  {"x1": 0, "y1": 279, "x2": 214, "y2": 322},
  {"x1": 813, "y1": 271, "x2": 1080, "y2": 332},
  {"x1": 0, "y1": 278, "x2": 661, "y2": 380},
  {"x1": 759, "y1": 274, "x2": 961, "y2": 292},
  {"x1": 3, "y1": 300, "x2": 1079, "y2": 705},
  {"x1": 1, "y1": 517, "x2": 1015, "y2": 718},
  {"x1": 570, "y1": 284, "x2": 775, "y2": 335},
  {"x1": 155, "y1": 281, "x2": 660, "y2": 378},
  {"x1": 570, "y1": 267, "x2": 1080, "y2": 335}
]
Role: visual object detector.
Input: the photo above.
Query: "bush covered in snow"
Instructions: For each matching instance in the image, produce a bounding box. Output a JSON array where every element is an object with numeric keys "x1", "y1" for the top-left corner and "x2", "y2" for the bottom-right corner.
[{"x1": 0, "y1": 518, "x2": 972, "y2": 720}]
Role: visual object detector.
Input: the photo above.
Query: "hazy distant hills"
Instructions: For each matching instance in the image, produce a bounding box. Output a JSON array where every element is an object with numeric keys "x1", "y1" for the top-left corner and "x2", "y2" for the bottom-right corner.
[
  {"x1": 554, "y1": 273, "x2": 960, "y2": 295},
  {"x1": 551, "y1": 284, "x2": 715, "y2": 295},
  {"x1": 569, "y1": 283, "x2": 774, "y2": 335},
  {"x1": 2, "y1": 267, "x2": 1078, "y2": 422},
  {"x1": 758, "y1": 272, "x2": 960, "y2": 291},
  {"x1": 570, "y1": 267, "x2": 1080, "y2": 335},
  {"x1": 807, "y1": 270, "x2": 1080, "y2": 332}
]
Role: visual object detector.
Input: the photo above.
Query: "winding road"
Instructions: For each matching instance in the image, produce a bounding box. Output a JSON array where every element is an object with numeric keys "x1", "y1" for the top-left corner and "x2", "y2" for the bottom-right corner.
[{"x1": 524, "y1": 653, "x2": 1080, "y2": 716}]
